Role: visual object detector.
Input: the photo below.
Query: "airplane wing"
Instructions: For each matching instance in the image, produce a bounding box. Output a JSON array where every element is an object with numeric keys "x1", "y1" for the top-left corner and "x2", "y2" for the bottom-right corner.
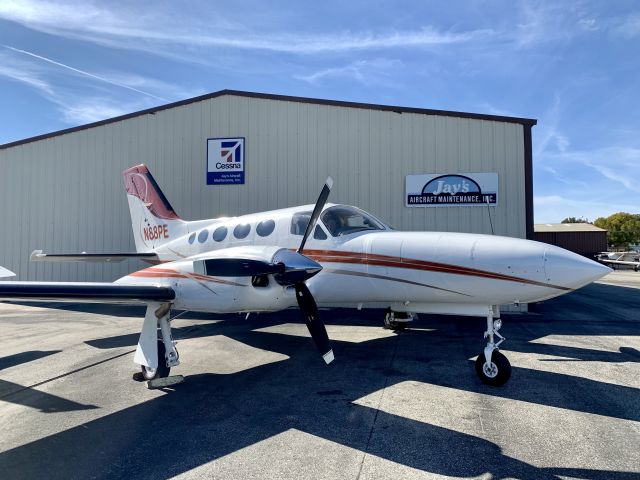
[
  {"x1": 0, "y1": 282, "x2": 175, "y2": 304},
  {"x1": 30, "y1": 250, "x2": 159, "y2": 263}
]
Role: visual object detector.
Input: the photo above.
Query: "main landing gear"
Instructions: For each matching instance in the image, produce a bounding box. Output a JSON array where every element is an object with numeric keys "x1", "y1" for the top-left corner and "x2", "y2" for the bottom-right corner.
[
  {"x1": 135, "y1": 302, "x2": 180, "y2": 381},
  {"x1": 383, "y1": 309, "x2": 414, "y2": 331},
  {"x1": 475, "y1": 306, "x2": 511, "y2": 386}
]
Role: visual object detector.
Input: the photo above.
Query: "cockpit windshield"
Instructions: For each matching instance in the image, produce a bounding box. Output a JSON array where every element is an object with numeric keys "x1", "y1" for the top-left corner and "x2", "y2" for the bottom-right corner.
[{"x1": 321, "y1": 206, "x2": 386, "y2": 237}]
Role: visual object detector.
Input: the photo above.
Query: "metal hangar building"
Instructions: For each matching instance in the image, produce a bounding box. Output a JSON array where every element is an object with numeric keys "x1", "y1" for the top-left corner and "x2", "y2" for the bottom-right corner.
[{"x1": 0, "y1": 90, "x2": 536, "y2": 281}]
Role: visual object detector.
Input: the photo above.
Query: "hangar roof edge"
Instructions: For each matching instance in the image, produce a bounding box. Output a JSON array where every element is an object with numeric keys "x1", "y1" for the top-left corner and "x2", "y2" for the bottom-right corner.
[{"x1": 0, "y1": 89, "x2": 537, "y2": 150}]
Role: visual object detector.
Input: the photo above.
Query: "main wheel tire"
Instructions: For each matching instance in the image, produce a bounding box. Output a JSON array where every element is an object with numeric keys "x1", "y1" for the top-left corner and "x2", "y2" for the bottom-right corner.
[
  {"x1": 140, "y1": 340, "x2": 171, "y2": 381},
  {"x1": 384, "y1": 310, "x2": 407, "y2": 330},
  {"x1": 475, "y1": 350, "x2": 511, "y2": 386}
]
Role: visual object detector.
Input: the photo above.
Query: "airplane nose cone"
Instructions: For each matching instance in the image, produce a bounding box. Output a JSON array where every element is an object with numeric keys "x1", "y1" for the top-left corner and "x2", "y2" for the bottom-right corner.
[{"x1": 544, "y1": 246, "x2": 612, "y2": 289}]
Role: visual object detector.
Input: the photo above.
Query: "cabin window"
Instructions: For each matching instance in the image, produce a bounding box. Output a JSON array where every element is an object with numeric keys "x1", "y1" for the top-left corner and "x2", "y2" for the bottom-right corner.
[
  {"x1": 321, "y1": 206, "x2": 385, "y2": 237},
  {"x1": 256, "y1": 219, "x2": 276, "y2": 237},
  {"x1": 212, "y1": 226, "x2": 227, "y2": 242},
  {"x1": 290, "y1": 211, "x2": 311, "y2": 236},
  {"x1": 233, "y1": 224, "x2": 251, "y2": 239},
  {"x1": 197, "y1": 230, "x2": 208, "y2": 243},
  {"x1": 188, "y1": 233, "x2": 196, "y2": 244}
]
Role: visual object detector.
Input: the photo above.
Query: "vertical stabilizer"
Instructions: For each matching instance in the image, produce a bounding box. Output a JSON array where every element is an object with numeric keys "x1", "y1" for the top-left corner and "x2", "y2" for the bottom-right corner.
[{"x1": 123, "y1": 165, "x2": 187, "y2": 252}]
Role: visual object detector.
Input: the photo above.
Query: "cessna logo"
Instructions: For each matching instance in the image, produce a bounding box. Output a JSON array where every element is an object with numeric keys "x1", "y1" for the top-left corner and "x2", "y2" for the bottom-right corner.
[
  {"x1": 143, "y1": 224, "x2": 169, "y2": 241},
  {"x1": 406, "y1": 173, "x2": 498, "y2": 207},
  {"x1": 207, "y1": 137, "x2": 245, "y2": 185}
]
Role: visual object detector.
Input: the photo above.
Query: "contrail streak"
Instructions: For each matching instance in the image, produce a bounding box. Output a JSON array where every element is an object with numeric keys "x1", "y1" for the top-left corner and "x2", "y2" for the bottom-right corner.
[{"x1": 3, "y1": 45, "x2": 167, "y2": 101}]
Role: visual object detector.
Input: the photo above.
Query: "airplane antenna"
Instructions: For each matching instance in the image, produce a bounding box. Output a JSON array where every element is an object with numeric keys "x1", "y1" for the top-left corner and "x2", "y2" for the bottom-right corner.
[{"x1": 486, "y1": 197, "x2": 495, "y2": 235}]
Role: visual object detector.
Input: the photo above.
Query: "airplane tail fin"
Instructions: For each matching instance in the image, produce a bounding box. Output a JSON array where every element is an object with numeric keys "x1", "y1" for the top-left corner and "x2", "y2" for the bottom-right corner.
[{"x1": 123, "y1": 165, "x2": 187, "y2": 252}]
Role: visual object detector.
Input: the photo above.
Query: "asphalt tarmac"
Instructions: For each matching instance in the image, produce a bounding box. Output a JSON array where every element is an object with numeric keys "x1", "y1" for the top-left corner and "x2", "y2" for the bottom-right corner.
[{"x1": 0, "y1": 271, "x2": 639, "y2": 479}]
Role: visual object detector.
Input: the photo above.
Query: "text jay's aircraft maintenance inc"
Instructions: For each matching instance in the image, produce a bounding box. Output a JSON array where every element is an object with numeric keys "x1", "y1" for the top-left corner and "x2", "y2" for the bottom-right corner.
[{"x1": 406, "y1": 173, "x2": 498, "y2": 206}]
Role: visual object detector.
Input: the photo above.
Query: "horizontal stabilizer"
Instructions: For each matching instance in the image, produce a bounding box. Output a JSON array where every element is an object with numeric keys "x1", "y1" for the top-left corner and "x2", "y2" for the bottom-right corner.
[
  {"x1": 0, "y1": 266, "x2": 16, "y2": 279},
  {"x1": 0, "y1": 282, "x2": 174, "y2": 303},
  {"x1": 30, "y1": 250, "x2": 159, "y2": 264}
]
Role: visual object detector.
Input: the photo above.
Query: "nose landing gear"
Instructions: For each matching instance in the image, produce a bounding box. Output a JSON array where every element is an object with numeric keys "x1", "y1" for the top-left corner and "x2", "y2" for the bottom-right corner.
[
  {"x1": 383, "y1": 309, "x2": 414, "y2": 330},
  {"x1": 475, "y1": 306, "x2": 511, "y2": 386}
]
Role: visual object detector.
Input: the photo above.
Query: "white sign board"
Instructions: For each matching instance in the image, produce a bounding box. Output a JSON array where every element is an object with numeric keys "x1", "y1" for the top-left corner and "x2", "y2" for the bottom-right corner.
[{"x1": 406, "y1": 173, "x2": 498, "y2": 207}]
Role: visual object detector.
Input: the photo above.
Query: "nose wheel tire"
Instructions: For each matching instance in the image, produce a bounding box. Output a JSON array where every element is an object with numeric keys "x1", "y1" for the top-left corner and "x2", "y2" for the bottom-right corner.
[
  {"x1": 141, "y1": 340, "x2": 171, "y2": 381},
  {"x1": 475, "y1": 350, "x2": 511, "y2": 386}
]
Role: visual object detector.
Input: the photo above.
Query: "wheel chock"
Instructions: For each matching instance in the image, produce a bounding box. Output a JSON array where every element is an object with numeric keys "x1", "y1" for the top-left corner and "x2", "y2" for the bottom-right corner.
[{"x1": 146, "y1": 375, "x2": 185, "y2": 389}]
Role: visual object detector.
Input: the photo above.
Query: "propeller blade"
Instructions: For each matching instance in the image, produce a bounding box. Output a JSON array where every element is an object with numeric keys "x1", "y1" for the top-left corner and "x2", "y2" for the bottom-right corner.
[
  {"x1": 294, "y1": 282, "x2": 334, "y2": 364},
  {"x1": 202, "y1": 258, "x2": 283, "y2": 277},
  {"x1": 298, "y1": 177, "x2": 333, "y2": 254}
]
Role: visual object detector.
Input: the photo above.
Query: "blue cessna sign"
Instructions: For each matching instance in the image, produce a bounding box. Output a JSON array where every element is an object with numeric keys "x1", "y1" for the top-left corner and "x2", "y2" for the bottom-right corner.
[
  {"x1": 406, "y1": 173, "x2": 498, "y2": 207},
  {"x1": 207, "y1": 137, "x2": 245, "y2": 185}
]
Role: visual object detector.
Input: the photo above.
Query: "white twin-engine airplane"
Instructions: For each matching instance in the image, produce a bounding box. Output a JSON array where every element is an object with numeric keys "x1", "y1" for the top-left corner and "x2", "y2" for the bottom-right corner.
[{"x1": 0, "y1": 165, "x2": 611, "y2": 386}]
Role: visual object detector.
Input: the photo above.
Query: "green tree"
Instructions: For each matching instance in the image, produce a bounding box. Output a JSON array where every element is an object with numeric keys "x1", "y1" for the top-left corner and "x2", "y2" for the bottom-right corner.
[
  {"x1": 594, "y1": 212, "x2": 640, "y2": 249},
  {"x1": 561, "y1": 217, "x2": 590, "y2": 224}
]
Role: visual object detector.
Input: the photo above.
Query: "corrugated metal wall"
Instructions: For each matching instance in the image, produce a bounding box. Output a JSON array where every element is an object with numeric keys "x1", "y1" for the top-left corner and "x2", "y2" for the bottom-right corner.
[{"x1": 0, "y1": 94, "x2": 526, "y2": 281}]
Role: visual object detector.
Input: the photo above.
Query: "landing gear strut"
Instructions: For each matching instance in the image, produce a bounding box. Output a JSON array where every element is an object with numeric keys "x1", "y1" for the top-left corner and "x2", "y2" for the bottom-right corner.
[
  {"x1": 475, "y1": 306, "x2": 511, "y2": 386},
  {"x1": 383, "y1": 309, "x2": 413, "y2": 330},
  {"x1": 135, "y1": 302, "x2": 180, "y2": 381}
]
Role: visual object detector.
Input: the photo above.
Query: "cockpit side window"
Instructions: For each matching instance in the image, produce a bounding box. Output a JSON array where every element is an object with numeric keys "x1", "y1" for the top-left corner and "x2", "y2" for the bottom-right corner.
[
  {"x1": 290, "y1": 211, "x2": 311, "y2": 236},
  {"x1": 321, "y1": 206, "x2": 385, "y2": 237}
]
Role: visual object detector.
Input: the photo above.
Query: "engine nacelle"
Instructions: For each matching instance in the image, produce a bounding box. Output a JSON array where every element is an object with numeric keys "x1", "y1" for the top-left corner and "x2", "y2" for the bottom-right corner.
[{"x1": 172, "y1": 246, "x2": 299, "y2": 313}]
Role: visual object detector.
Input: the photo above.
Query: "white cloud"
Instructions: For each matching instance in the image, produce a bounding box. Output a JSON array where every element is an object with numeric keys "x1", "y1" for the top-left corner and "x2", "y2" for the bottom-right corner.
[
  {"x1": 534, "y1": 195, "x2": 638, "y2": 223},
  {"x1": 295, "y1": 59, "x2": 402, "y2": 86},
  {"x1": 57, "y1": 97, "x2": 134, "y2": 124},
  {"x1": 539, "y1": 146, "x2": 640, "y2": 193},
  {"x1": 473, "y1": 102, "x2": 520, "y2": 118},
  {"x1": 612, "y1": 13, "x2": 640, "y2": 38},
  {"x1": 534, "y1": 92, "x2": 570, "y2": 156},
  {"x1": 0, "y1": 46, "x2": 172, "y2": 125},
  {"x1": 3, "y1": 45, "x2": 167, "y2": 100},
  {"x1": 103, "y1": 73, "x2": 207, "y2": 101},
  {"x1": 0, "y1": 1, "x2": 492, "y2": 56},
  {"x1": 0, "y1": 59, "x2": 53, "y2": 94}
]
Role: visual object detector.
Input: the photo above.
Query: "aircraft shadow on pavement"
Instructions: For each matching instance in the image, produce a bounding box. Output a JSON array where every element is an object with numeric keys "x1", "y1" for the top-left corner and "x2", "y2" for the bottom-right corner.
[
  {"x1": 0, "y1": 350, "x2": 98, "y2": 413},
  {"x1": 0, "y1": 326, "x2": 637, "y2": 480},
  {"x1": 1, "y1": 282, "x2": 638, "y2": 479},
  {"x1": 0, "y1": 350, "x2": 61, "y2": 371}
]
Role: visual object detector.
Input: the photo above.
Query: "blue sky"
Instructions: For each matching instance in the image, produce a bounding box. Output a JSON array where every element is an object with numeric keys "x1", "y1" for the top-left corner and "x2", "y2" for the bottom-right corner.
[{"x1": 0, "y1": 0, "x2": 638, "y2": 223}]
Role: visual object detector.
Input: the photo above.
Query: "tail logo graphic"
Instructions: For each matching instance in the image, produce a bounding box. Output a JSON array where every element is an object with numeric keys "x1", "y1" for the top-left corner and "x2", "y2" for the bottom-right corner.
[{"x1": 123, "y1": 164, "x2": 185, "y2": 252}]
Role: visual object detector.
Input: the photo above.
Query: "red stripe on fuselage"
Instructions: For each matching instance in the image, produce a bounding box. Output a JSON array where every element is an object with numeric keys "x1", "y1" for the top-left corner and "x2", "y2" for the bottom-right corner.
[
  {"x1": 129, "y1": 268, "x2": 245, "y2": 287},
  {"x1": 303, "y1": 249, "x2": 570, "y2": 291}
]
